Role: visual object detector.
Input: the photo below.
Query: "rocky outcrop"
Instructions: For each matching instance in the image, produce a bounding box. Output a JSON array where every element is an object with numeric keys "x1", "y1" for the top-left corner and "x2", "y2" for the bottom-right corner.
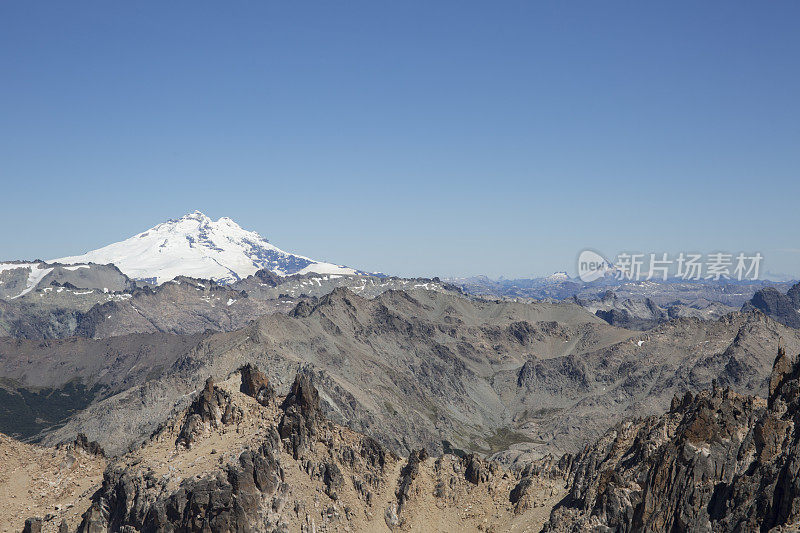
[
  {"x1": 545, "y1": 345, "x2": 800, "y2": 532},
  {"x1": 240, "y1": 363, "x2": 275, "y2": 406},
  {"x1": 176, "y1": 377, "x2": 241, "y2": 449},
  {"x1": 396, "y1": 448, "x2": 427, "y2": 514},
  {"x1": 516, "y1": 357, "x2": 538, "y2": 387},
  {"x1": 319, "y1": 460, "x2": 344, "y2": 500},
  {"x1": 253, "y1": 268, "x2": 281, "y2": 287},
  {"x1": 289, "y1": 300, "x2": 313, "y2": 318},
  {"x1": 462, "y1": 453, "x2": 492, "y2": 484},
  {"x1": 22, "y1": 517, "x2": 42, "y2": 533},
  {"x1": 508, "y1": 455, "x2": 571, "y2": 514},
  {"x1": 360, "y1": 436, "x2": 391, "y2": 471},
  {"x1": 744, "y1": 282, "x2": 800, "y2": 328},
  {"x1": 72, "y1": 372, "x2": 400, "y2": 532},
  {"x1": 278, "y1": 373, "x2": 321, "y2": 459},
  {"x1": 58, "y1": 433, "x2": 105, "y2": 457},
  {"x1": 79, "y1": 429, "x2": 288, "y2": 532}
]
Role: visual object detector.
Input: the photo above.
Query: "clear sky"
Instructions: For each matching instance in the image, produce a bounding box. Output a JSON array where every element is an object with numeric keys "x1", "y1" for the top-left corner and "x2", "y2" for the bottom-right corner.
[{"x1": 1, "y1": 2, "x2": 799, "y2": 278}]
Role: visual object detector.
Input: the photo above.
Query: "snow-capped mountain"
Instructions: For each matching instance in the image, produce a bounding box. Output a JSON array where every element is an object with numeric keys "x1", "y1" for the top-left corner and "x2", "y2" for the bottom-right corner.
[
  {"x1": 54, "y1": 211, "x2": 359, "y2": 284},
  {"x1": 545, "y1": 271, "x2": 570, "y2": 282}
]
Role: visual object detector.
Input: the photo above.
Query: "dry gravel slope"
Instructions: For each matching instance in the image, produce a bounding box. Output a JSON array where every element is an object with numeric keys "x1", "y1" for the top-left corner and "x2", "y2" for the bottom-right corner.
[{"x1": 0, "y1": 433, "x2": 105, "y2": 533}]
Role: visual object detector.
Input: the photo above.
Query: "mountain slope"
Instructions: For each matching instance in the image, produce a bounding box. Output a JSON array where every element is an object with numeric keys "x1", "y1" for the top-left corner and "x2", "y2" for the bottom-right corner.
[
  {"x1": 0, "y1": 270, "x2": 453, "y2": 340},
  {"x1": 30, "y1": 288, "x2": 800, "y2": 464},
  {"x1": 0, "y1": 433, "x2": 105, "y2": 532},
  {"x1": 54, "y1": 211, "x2": 360, "y2": 284},
  {"x1": 35, "y1": 289, "x2": 631, "y2": 457}
]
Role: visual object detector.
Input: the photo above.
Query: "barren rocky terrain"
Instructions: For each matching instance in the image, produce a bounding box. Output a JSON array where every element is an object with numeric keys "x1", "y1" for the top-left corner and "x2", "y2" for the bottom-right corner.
[
  {"x1": 4, "y1": 268, "x2": 800, "y2": 531},
  {"x1": 743, "y1": 280, "x2": 800, "y2": 329},
  {"x1": 12, "y1": 367, "x2": 570, "y2": 532},
  {"x1": 0, "y1": 433, "x2": 105, "y2": 532},
  {"x1": 544, "y1": 345, "x2": 800, "y2": 532},
  {"x1": 7, "y1": 287, "x2": 794, "y2": 467},
  {"x1": 0, "y1": 263, "x2": 454, "y2": 341},
  {"x1": 18, "y1": 344, "x2": 800, "y2": 532}
]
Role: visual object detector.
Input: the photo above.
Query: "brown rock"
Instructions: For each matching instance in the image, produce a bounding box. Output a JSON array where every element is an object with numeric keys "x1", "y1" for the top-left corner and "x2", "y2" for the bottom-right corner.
[{"x1": 240, "y1": 363, "x2": 275, "y2": 406}]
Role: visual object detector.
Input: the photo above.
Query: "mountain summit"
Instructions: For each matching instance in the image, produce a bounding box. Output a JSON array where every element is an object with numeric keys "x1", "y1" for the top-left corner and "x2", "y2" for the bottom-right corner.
[{"x1": 54, "y1": 211, "x2": 358, "y2": 284}]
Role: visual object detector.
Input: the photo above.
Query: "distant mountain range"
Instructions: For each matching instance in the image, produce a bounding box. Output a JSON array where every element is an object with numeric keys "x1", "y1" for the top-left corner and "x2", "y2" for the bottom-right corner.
[
  {"x1": 448, "y1": 273, "x2": 795, "y2": 306},
  {"x1": 53, "y1": 211, "x2": 362, "y2": 284}
]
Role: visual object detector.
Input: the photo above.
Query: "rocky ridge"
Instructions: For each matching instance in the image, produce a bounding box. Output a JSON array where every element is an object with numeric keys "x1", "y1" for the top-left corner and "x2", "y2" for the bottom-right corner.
[
  {"x1": 575, "y1": 290, "x2": 735, "y2": 330},
  {"x1": 744, "y1": 280, "x2": 800, "y2": 329},
  {"x1": 36, "y1": 289, "x2": 638, "y2": 459},
  {"x1": 544, "y1": 345, "x2": 800, "y2": 532},
  {"x1": 0, "y1": 267, "x2": 454, "y2": 340},
  {"x1": 36, "y1": 367, "x2": 568, "y2": 532}
]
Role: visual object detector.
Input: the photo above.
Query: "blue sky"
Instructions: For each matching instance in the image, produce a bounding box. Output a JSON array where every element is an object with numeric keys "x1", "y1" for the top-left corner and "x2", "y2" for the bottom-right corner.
[{"x1": 1, "y1": 2, "x2": 799, "y2": 278}]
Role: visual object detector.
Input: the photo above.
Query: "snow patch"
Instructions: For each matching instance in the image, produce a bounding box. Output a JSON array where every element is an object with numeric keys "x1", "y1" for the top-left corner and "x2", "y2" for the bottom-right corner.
[{"x1": 1, "y1": 263, "x2": 55, "y2": 299}]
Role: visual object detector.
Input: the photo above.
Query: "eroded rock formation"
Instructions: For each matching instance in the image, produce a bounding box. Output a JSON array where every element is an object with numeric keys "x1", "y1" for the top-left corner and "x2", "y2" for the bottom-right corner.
[{"x1": 545, "y1": 346, "x2": 800, "y2": 532}]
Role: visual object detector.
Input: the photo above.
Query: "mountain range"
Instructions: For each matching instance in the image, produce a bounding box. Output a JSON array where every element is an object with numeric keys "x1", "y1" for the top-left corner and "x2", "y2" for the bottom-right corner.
[{"x1": 4, "y1": 212, "x2": 800, "y2": 531}]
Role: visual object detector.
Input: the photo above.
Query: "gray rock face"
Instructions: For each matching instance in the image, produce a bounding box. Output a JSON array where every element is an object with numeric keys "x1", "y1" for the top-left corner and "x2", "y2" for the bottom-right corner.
[
  {"x1": 577, "y1": 291, "x2": 735, "y2": 330},
  {"x1": 544, "y1": 346, "x2": 800, "y2": 532},
  {"x1": 278, "y1": 373, "x2": 321, "y2": 459},
  {"x1": 79, "y1": 429, "x2": 287, "y2": 532},
  {"x1": 744, "y1": 281, "x2": 800, "y2": 328}
]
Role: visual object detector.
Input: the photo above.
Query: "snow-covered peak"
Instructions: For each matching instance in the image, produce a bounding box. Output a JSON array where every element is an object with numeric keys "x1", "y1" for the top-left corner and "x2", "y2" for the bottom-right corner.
[
  {"x1": 546, "y1": 271, "x2": 570, "y2": 282},
  {"x1": 179, "y1": 209, "x2": 210, "y2": 221},
  {"x1": 54, "y1": 211, "x2": 359, "y2": 284}
]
